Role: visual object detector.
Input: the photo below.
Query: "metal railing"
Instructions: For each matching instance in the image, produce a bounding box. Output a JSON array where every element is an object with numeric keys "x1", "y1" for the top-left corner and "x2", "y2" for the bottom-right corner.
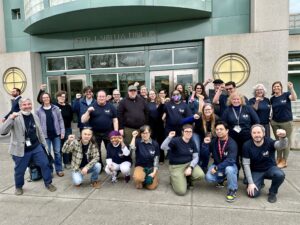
[{"x1": 290, "y1": 13, "x2": 300, "y2": 29}]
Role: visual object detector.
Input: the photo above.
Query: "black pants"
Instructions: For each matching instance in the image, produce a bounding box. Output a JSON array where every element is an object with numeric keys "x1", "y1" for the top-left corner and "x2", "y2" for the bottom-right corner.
[{"x1": 94, "y1": 132, "x2": 110, "y2": 170}]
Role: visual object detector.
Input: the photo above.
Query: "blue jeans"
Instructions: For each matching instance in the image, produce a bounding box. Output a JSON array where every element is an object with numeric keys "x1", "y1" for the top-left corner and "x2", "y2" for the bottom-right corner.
[
  {"x1": 72, "y1": 162, "x2": 101, "y2": 185},
  {"x1": 12, "y1": 144, "x2": 52, "y2": 188},
  {"x1": 46, "y1": 136, "x2": 63, "y2": 173},
  {"x1": 61, "y1": 128, "x2": 72, "y2": 165},
  {"x1": 206, "y1": 164, "x2": 238, "y2": 191},
  {"x1": 250, "y1": 166, "x2": 285, "y2": 197}
]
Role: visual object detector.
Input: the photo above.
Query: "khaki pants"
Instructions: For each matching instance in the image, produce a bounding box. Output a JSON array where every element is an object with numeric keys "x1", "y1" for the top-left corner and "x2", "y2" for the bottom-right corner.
[
  {"x1": 169, "y1": 163, "x2": 204, "y2": 196},
  {"x1": 133, "y1": 166, "x2": 159, "y2": 190},
  {"x1": 271, "y1": 120, "x2": 293, "y2": 160}
]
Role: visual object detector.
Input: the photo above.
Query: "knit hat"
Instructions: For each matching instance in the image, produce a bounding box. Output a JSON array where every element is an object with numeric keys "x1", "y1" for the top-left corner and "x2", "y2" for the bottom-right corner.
[{"x1": 109, "y1": 130, "x2": 121, "y2": 138}]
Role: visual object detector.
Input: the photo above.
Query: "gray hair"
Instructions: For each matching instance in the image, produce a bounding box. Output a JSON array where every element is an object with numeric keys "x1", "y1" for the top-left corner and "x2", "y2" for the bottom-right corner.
[
  {"x1": 251, "y1": 124, "x2": 265, "y2": 135},
  {"x1": 252, "y1": 83, "x2": 267, "y2": 97},
  {"x1": 18, "y1": 98, "x2": 32, "y2": 107}
]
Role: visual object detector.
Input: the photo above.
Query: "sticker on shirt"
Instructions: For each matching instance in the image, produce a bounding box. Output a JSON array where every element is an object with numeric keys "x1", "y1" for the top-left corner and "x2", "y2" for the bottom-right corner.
[
  {"x1": 172, "y1": 106, "x2": 176, "y2": 109},
  {"x1": 262, "y1": 151, "x2": 269, "y2": 157}
]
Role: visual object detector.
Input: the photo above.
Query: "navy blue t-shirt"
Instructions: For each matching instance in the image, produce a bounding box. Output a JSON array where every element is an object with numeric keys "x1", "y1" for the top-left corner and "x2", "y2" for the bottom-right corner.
[
  {"x1": 89, "y1": 102, "x2": 117, "y2": 133},
  {"x1": 164, "y1": 101, "x2": 192, "y2": 132},
  {"x1": 270, "y1": 92, "x2": 293, "y2": 122},
  {"x1": 79, "y1": 143, "x2": 89, "y2": 168},
  {"x1": 44, "y1": 108, "x2": 57, "y2": 139},
  {"x1": 168, "y1": 137, "x2": 197, "y2": 165},
  {"x1": 135, "y1": 138, "x2": 160, "y2": 168},
  {"x1": 106, "y1": 143, "x2": 132, "y2": 164},
  {"x1": 218, "y1": 94, "x2": 228, "y2": 117},
  {"x1": 249, "y1": 97, "x2": 271, "y2": 124},
  {"x1": 222, "y1": 105, "x2": 260, "y2": 136},
  {"x1": 242, "y1": 137, "x2": 276, "y2": 172}
]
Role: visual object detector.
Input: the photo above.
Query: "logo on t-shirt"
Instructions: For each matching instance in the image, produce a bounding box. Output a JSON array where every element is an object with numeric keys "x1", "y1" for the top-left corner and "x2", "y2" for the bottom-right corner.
[
  {"x1": 149, "y1": 150, "x2": 155, "y2": 156},
  {"x1": 262, "y1": 151, "x2": 269, "y2": 157},
  {"x1": 179, "y1": 109, "x2": 185, "y2": 114},
  {"x1": 242, "y1": 114, "x2": 249, "y2": 119},
  {"x1": 105, "y1": 109, "x2": 110, "y2": 114},
  {"x1": 189, "y1": 148, "x2": 193, "y2": 153},
  {"x1": 281, "y1": 100, "x2": 287, "y2": 104}
]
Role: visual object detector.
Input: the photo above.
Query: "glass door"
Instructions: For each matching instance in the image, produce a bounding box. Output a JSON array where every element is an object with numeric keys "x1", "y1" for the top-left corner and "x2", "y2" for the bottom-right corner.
[
  {"x1": 150, "y1": 70, "x2": 173, "y2": 96},
  {"x1": 119, "y1": 72, "x2": 145, "y2": 97},
  {"x1": 66, "y1": 75, "x2": 86, "y2": 102},
  {"x1": 174, "y1": 69, "x2": 198, "y2": 92},
  {"x1": 47, "y1": 76, "x2": 61, "y2": 99}
]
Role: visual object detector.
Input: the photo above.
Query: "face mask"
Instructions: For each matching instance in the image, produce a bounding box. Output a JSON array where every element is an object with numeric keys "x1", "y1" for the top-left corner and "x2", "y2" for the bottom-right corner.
[
  {"x1": 172, "y1": 95, "x2": 181, "y2": 102},
  {"x1": 21, "y1": 111, "x2": 31, "y2": 116}
]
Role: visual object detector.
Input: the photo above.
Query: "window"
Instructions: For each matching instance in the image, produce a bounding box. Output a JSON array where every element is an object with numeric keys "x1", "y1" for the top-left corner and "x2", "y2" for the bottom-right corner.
[
  {"x1": 47, "y1": 57, "x2": 65, "y2": 71},
  {"x1": 90, "y1": 54, "x2": 116, "y2": 68},
  {"x1": 66, "y1": 56, "x2": 85, "y2": 70},
  {"x1": 212, "y1": 53, "x2": 250, "y2": 87},
  {"x1": 117, "y1": 52, "x2": 145, "y2": 67},
  {"x1": 11, "y1": 9, "x2": 21, "y2": 20},
  {"x1": 3, "y1": 67, "x2": 27, "y2": 94},
  {"x1": 174, "y1": 48, "x2": 198, "y2": 64},
  {"x1": 150, "y1": 50, "x2": 172, "y2": 66}
]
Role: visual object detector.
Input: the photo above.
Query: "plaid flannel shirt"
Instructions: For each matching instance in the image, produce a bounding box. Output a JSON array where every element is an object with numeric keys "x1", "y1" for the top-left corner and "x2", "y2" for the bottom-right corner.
[{"x1": 62, "y1": 139, "x2": 99, "y2": 171}]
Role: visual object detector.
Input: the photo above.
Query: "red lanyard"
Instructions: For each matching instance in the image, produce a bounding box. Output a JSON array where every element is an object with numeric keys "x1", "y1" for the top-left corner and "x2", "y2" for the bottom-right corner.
[{"x1": 218, "y1": 138, "x2": 228, "y2": 160}]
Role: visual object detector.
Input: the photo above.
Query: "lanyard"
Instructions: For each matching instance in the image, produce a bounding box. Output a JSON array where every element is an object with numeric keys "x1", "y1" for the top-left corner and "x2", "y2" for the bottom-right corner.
[
  {"x1": 218, "y1": 138, "x2": 228, "y2": 160},
  {"x1": 232, "y1": 106, "x2": 242, "y2": 125}
]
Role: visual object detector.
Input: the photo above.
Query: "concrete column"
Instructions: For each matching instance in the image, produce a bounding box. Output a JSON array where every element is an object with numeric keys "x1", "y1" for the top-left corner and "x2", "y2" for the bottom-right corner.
[
  {"x1": 0, "y1": 0, "x2": 6, "y2": 53},
  {"x1": 251, "y1": 0, "x2": 289, "y2": 33}
]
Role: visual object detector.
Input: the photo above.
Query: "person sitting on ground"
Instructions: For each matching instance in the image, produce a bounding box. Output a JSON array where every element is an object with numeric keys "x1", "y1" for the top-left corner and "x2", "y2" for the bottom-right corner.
[
  {"x1": 130, "y1": 125, "x2": 160, "y2": 190},
  {"x1": 242, "y1": 124, "x2": 288, "y2": 203},
  {"x1": 62, "y1": 128, "x2": 101, "y2": 189},
  {"x1": 161, "y1": 124, "x2": 205, "y2": 196},
  {"x1": 204, "y1": 121, "x2": 238, "y2": 202},
  {"x1": 105, "y1": 131, "x2": 132, "y2": 183}
]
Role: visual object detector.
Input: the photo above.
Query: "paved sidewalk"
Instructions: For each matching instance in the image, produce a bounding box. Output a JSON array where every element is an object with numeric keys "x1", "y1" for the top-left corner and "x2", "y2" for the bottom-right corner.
[{"x1": 0, "y1": 137, "x2": 300, "y2": 225}]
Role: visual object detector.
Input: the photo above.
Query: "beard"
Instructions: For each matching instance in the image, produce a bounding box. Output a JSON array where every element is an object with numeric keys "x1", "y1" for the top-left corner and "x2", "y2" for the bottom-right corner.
[{"x1": 253, "y1": 136, "x2": 264, "y2": 144}]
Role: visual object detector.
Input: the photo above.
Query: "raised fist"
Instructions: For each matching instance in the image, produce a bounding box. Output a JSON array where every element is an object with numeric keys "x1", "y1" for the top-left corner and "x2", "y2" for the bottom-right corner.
[
  {"x1": 132, "y1": 130, "x2": 139, "y2": 138},
  {"x1": 168, "y1": 131, "x2": 176, "y2": 138},
  {"x1": 276, "y1": 129, "x2": 286, "y2": 138},
  {"x1": 87, "y1": 107, "x2": 95, "y2": 113}
]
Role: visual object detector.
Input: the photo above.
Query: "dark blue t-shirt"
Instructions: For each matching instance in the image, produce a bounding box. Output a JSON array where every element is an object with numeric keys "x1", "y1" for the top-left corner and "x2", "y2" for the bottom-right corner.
[
  {"x1": 168, "y1": 137, "x2": 197, "y2": 165},
  {"x1": 270, "y1": 92, "x2": 293, "y2": 122},
  {"x1": 106, "y1": 143, "x2": 132, "y2": 164},
  {"x1": 242, "y1": 137, "x2": 276, "y2": 172},
  {"x1": 135, "y1": 138, "x2": 160, "y2": 168},
  {"x1": 222, "y1": 105, "x2": 260, "y2": 136},
  {"x1": 44, "y1": 108, "x2": 57, "y2": 139},
  {"x1": 249, "y1": 97, "x2": 271, "y2": 124},
  {"x1": 79, "y1": 143, "x2": 89, "y2": 168},
  {"x1": 164, "y1": 101, "x2": 192, "y2": 133},
  {"x1": 89, "y1": 102, "x2": 117, "y2": 133}
]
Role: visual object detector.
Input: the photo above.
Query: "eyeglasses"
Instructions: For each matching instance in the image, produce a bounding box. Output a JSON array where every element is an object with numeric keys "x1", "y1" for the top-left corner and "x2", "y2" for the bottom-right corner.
[{"x1": 183, "y1": 130, "x2": 193, "y2": 133}]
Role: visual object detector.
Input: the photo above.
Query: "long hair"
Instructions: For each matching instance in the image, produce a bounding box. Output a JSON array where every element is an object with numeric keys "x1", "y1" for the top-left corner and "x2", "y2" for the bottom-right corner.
[
  {"x1": 175, "y1": 83, "x2": 187, "y2": 100},
  {"x1": 201, "y1": 103, "x2": 216, "y2": 135},
  {"x1": 148, "y1": 89, "x2": 160, "y2": 105},
  {"x1": 194, "y1": 82, "x2": 208, "y2": 99},
  {"x1": 271, "y1": 81, "x2": 283, "y2": 95}
]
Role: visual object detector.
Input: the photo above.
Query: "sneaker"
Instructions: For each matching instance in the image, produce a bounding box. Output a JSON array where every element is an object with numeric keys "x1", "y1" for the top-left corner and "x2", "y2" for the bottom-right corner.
[
  {"x1": 187, "y1": 177, "x2": 194, "y2": 190},
  {"x1": 15, "y1": 188, "x2": 23, "y2": 196},
  {"x1": 226, "y1": 189, "x2": 237, "y2": 202},
  {"x1": 46, "y1": 184, "x2": 57, "y2": 192},
  {"x1": 125, "y1": 175, "x2": 130, "y2": 183},
  {"x1": 268, "y1": 193, "x2": 277, "y2": 203},
  {"x1": 216, "y1": 181, "x2": 225, "y2": 188},
  {"x1": 64, "y1": 164, "x2": 71, "y2": 170},
  {"x1": 91, "y1": 181, "x2": 101, "y2": 189},
  {"x1": 111, "y1": 176, "x2": 118, "y2": 183},
  {"x1": 56, "y1": 171, "x2": 64, "y2": 177}
]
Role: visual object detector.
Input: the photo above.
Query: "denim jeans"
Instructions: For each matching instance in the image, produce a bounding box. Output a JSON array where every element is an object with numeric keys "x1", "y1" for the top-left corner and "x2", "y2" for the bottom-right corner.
[
  {"x1": 206, "y1": 164, "x2": 238, "y2": 191},
  {"x1": 12, "y1": 144, "x2": 52, "y2": 188},
  {"x1": 46, "y1": 136, "x2": 63, "y2": 173},
  {"x1": 61, "y1": 128, "x2": 72, "y2": 165},
  {"x1": 251, "y1": 166, "x2": 285, "y2": 197},
  {"x1": 72, "y1": 162, "x2": 101, "y2": 185}
]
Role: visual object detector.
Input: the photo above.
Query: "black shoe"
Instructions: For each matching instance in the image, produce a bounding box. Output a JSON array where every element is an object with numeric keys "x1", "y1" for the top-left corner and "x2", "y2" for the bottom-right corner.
[
  {"x1": 216, "y1": 181, "x2": 225, "y2": 188},
  {"x1": 268, "y1": 193, "x2": 277, "y2": 203},
  {"x1": 187, "y1": 176, "x2": 194, "y2": 190},
  {"x1": 125, "y1": 175, "x2": 130, "y2": 183},
  {"x1": 226, "y1": 189, "x2": 237, "y2": 202}
]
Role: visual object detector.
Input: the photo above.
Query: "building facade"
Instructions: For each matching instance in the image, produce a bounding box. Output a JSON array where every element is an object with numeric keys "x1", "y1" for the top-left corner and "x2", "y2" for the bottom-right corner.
[{"x1": 0, "y1": 0, "x2": 299, "y2": 146}]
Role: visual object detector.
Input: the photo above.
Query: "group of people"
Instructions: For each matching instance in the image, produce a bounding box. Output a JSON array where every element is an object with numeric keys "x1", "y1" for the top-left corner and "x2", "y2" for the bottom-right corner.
[{"x1": 0, "y1": 78, "x2": 297, "y2": 204}]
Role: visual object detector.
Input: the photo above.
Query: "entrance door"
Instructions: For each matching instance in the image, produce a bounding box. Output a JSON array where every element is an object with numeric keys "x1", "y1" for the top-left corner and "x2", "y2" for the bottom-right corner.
[
  {"x1": 47, "y1": 75, "x2": 86, "y2": 102},
  {"x1": 150, "y1": 69, "x2": 198, "y2": 96}
]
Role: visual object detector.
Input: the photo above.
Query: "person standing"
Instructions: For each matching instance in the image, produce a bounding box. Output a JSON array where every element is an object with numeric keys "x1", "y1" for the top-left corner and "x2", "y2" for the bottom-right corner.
[
  {"x1": 55, "y1": 91, "x2": 73, "y2": 169},
  {"x1": 110, "y1": 89, "x2": 122, "y2": 110},
  {"x1": 204, "y1": 121, "x2": 238, "y2": 202},
  {"x1": 249, "y1": 84, "x2": 271, "y2": 137},
  {"x1": 2, "y1": 88, "x2": 22, "y2": 122},
  {"x1": 62, "y1": 128, "x2": 101, "y2": 188},
  {"x1": 118, "y1": 85, "x2": 148, "y2": 146},
  {"x1": 270, "y1": 81, "x2": 297, "y2": 168},
  {"x1": 36, "y1": 92, "x2": 65, "y2": 177},
  {"x1": 0, "y1": 98, "x2": 57, "y2": 195},
  {"x1": 81, "y1": 90, "x2": 118, "y2": 167},
  {"x1": 243, "y1": 125, "x2": 287, "y2": 203}
]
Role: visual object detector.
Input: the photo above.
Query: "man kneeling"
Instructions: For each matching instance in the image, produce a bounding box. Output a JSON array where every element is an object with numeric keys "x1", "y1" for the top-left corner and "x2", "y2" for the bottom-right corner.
[
  {"x1": 62, "y1": 128, "x2": 101, "y2": 188},
  {"x1": 204, "y1": 121, "x2": 238, "y2": 202},
  {"x1": 242, "y1": 124, "x2": 287, "y2": 203}
]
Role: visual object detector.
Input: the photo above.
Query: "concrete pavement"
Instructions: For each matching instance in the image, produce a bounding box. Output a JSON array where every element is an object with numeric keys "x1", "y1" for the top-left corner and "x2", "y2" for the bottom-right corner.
[{"x1": 0, "y1": 136, "x2": 300, "y2": 225}]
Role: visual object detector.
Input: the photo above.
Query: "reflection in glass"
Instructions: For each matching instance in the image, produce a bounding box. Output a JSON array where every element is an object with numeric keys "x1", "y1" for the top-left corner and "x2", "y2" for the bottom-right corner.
[
  {"x1": 150, "y1": 50, "x2": 172, "y2": 66},
  {"x1": 92, "y1": 74, "x2": 118, "y2": 95},
  {"x1": 69, "y1": 80, "x2": 83, "y2": 101},
  {"x1": 67, "y1": 56, "x2": 85, "y2": 70},
  {"x1": 118, "y1": 52, "x2": 145, "y2": 67},
  {"x1": 119, "y1": 73, "x2": 145, "y2": 96},
  {"x1": 49, "y1": 79, "x2": 59, "y2": 99},
  {"x1": 174, "y1": 48, "x2": 198, "y2": 64},
  {"x1": 90, "y1": 54, "x2": 116, "y2": 68},
  {"x1": 154, "y1": 76, "x2": 169, "y2": 95},
  {"x1": 176, "y1": 74, "x2": 193, "y2": 92},
  {"x1": 47, "y1": 58, "x2": 65, "y2": 71}
]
